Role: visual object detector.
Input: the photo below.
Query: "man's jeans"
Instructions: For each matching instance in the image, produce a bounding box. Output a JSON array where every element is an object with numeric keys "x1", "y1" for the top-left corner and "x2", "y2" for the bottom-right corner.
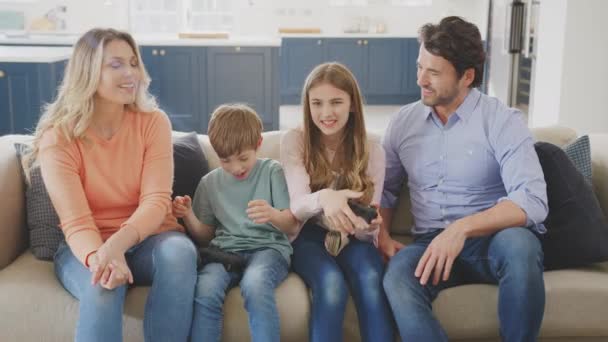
[
  {"x1": 54, "y1": 231, "x2": 198, "y2": 342},
  {"x1": 383, "y1": 227, "x2": 545, "y2": 342},
  {"x1": 292, "y1": 223, "x2": 394, "y2": 342},
  {"x1": 190, "y1": 248, "x2": 289, "y2": 342}
]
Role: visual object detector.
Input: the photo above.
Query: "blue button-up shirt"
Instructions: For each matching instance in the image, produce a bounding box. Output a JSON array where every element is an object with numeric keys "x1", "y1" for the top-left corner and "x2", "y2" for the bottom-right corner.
[{"x1": 381, "y1": 88, "x2": 548, "y2": 235}]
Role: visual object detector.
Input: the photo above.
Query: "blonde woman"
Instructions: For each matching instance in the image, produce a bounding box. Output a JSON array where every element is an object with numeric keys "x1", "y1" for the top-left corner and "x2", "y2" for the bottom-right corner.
[
  {"x1": 280, "y1": 62, "x2": 394, "y2": 341},
  {"x1": 23, "y1": 28, "x2": 197, "y2": 341}
]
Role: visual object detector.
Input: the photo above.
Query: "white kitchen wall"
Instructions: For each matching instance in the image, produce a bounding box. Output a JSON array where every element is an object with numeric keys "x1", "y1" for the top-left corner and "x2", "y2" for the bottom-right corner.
[
  {"x1": 531, "y1": 0, "x2": 608, "y2": 133},
  {"x1": 1, "y1": 0, "x2": 488, "y2": 38},
  {"x1": 230, "y1": 0, "x2": 488, "y2": 38},
  {"x1": 1, "y1": 0, "x2": 129, "y2": 33}
]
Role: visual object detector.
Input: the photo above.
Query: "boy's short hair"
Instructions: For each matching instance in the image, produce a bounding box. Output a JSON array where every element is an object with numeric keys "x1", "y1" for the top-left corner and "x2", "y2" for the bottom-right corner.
[{"x1": 208, "y1": 104, "x2": 263, "y2": 158}]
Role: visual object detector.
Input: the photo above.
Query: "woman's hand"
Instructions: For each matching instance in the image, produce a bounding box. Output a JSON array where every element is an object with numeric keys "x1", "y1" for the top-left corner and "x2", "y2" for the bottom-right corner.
[
  {"x1": 89, "y1": 241, "x2": 133, "y2": 289},
  {"x1": 319, "y1": 189, "x2": 363, "y2": 235},
  {"x1": 172, "y1": 195, "x2": 193, "y2": 218}
]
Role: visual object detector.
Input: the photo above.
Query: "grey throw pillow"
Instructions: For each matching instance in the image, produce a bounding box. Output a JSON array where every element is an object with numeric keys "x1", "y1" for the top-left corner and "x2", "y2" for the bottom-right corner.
[
  {"x1": 563, "y1": 135, "x2": 592, "y2": 183},
  {"x1": 14, "y1": 143, "x2": 65, "y2": 261}
]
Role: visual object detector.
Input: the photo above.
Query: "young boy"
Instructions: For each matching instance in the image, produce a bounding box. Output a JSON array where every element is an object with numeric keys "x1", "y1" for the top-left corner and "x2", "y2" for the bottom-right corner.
[{"x1": 172, "y1": 104, "x2": 298, "y2": 342}]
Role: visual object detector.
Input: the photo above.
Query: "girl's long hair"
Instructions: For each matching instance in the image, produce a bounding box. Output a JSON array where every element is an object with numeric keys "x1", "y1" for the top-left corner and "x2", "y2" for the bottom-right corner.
[{"x1": 301, "y1": 62, "x2": 374, "y2": 204}]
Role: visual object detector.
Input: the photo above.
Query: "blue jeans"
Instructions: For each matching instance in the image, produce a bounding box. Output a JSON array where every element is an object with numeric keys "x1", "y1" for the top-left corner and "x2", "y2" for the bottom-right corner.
[
  {"x1": 191, "y1": 248, "x2": 289, "y2": 342},
  {"x1": 54, "y1": 231, "x2": 198, "y2": 342},
  {"x1": 383, "y1": 227, "x2": 545, "y2": 342},
  {"x1": 292, "y1": 223, "x2": 394, "y2": 342}
]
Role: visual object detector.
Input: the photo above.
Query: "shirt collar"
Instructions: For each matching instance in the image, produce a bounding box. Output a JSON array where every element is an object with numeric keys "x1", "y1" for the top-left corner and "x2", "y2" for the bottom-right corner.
[{"x1": 423, "y1": 88, "x2": 481, "y2": 123}]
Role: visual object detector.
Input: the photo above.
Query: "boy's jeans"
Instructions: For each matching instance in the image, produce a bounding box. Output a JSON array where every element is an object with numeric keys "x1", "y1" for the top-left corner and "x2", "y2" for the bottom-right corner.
[
  {"x1": 383, "y1": 227, "x2": 545, "y2": 342},
  {"x1": 54, "y1": 231, "x2": 198, "y2": 342},
  {"x1": 191, "y1": 248, "x2": 289, "y2": 342}
]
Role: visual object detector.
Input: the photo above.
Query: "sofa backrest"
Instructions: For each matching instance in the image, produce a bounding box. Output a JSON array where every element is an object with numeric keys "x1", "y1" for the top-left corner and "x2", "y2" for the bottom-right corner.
[{"x1": 193, "y1": 126, "x2": 586, "y2": 235}]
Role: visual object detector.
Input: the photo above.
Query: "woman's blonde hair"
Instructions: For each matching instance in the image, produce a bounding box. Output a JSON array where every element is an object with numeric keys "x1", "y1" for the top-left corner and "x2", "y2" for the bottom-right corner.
[
  {"x1": 22, "y1": 28, "x2": 158, "y2": 180},
  {"x1": 301, "y1": 62, "x2": 374, "y2": 205}
]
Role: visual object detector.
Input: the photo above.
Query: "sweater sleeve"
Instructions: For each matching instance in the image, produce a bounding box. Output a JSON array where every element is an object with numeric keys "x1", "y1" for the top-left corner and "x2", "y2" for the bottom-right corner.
[
  {"x1": 120, "y1": 112, "x2": 175, "y2": 242},
  {"x1": 39, "y1": 130, "x2": 103, "y2": 264},
  {"x1": 279, "y1": 129, "x2": 324, "y2": 223}
]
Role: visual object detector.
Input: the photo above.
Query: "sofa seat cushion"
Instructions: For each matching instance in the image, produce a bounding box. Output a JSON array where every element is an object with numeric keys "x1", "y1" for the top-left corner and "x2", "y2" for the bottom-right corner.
[
  {"x1": 433, "y1": 261, "x2": 608, "y2": 339},
  {"x1": 0, "y1": 251, "x2": 310, "y2": 342}
]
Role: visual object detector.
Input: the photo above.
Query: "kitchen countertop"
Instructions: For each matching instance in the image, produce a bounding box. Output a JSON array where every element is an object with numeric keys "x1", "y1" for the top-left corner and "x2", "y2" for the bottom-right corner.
[
  {"x1": 278, "y1": 33, "x2": 416, "y2": 38},
  {"x1": 0, "y1": 32, "x2": 417, "y2": 47},
  {"x1": 0, "y1": 46, "x2": 72, "y2": 63},
  {"x1": 0, "y1": 33, "x2": 282, "y2": 47}
]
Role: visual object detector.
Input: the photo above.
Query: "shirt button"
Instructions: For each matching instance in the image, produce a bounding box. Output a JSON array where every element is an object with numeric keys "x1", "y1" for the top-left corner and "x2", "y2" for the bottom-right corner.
[
  {"x1": 439, "y1": 155, "x2": 445, "y2": 160},
  {"x1": 438, "y1": 179, "x2": 444, "y2": 185},
  {"x1": 444, "y1": 220, "x2": 450, "y2": 225}
]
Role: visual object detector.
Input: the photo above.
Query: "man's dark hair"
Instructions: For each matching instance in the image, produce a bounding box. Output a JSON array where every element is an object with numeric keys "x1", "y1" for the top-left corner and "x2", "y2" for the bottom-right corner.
[{"x1": 419, "y1": 16, "x2": 486, "y2": 88}]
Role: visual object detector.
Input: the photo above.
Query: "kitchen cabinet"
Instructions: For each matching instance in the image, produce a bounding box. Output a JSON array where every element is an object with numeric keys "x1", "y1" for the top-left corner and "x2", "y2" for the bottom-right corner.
[
  {"x1": 0, "y1": 60, "x2": 65, "y2": 135},
  {"x1": 141, "y1": 46, "x2": 204, "y2": 132},
  {"x1": 206, "y1": 46, "x2": 280, "y2": 131},
  {"x1": 141, "y1": 45, "x2": 279, "y2": 133},
  {"x1": 280, "y1": 37, "x2": 421, "y2": 105}
]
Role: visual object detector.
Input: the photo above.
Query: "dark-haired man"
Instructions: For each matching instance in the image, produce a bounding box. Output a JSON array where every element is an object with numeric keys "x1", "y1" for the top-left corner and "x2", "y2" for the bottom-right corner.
[{"x1": 379, "y1": 16, "x2": 548, "y2": 342}]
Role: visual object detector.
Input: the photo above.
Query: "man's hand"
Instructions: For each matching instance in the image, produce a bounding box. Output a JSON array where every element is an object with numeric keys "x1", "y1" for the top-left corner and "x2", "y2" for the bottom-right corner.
[
  {"x1": 415, "y1": 221, "x2": 467, "y2": 286},
  {"x1": 378, "y1": 234, "x2": 405, "y2": 262},
  {"x1": 247, "y1": 199, "x2": 279, "y2": 224},
  {"x1": 172, "y1": 195, "x2": 193, "y2": 218}
]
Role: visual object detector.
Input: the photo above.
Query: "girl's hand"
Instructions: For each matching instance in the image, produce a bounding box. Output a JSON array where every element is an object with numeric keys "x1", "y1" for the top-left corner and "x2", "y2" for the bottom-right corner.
[
  {"x1": 173, "y1": 195, "x2": 193, "y2": 218},
  {"x1": 319, "y1": 189, "x2": 363, "y2": 235}
]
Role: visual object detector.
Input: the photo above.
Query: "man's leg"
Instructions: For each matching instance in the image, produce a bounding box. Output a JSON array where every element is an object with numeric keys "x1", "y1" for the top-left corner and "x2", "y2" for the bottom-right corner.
[
  {"x1": 383, "y1": 231, "x2": 460, "y2": 342},
  {"x1": 486, "y1": 228, "x2": 545, "y2": 342}
]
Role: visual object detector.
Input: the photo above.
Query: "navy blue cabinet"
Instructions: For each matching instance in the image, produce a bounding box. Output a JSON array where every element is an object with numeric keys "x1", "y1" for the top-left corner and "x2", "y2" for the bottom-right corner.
[
  {"x1": 280, "y1": 39, "x2": 324, "y2": 104},
  {"x1": 367, "y1": 39, "x2": 402, "y2": 96},
  {"x1": 0, "y1": 61, "x2": 65, "y2": 135},
  {"x1": 142, "y1": 45, "x2": 278, "y2": 133},
  {"x1": 141, "y1": 46, "x2": 204, "y2": 133},
  {"x1": 325, "y1": 39, "x2": 367, "y2": 90},
  {"x1": 206, "y1": 46, "x2": 279, "y2": 131},
  {"x1": 401, "y1": 38, "x2": 420, "y2": 102},
  {"x1": 280, "y1": 37, "x2": 420, "y2": 105}
]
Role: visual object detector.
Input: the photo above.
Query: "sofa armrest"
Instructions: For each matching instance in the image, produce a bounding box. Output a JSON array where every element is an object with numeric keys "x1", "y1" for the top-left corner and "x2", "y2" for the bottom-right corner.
[
  {"x1": 0, "y1": 136, "x2": 28, "y2": 270},
  {"x1": 590, "y1": 133, "x2": 608, "y2": 219}
]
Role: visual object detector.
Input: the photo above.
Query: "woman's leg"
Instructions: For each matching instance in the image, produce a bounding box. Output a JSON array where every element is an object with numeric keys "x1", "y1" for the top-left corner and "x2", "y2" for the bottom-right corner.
[
  {"x1": 127, "y1": 231, "x2": 198, "y2": 342},
  {"x1": 336, "y1": 238, "x2": 394, "y2": 342},
  {"x1": 239, "y1": 248, "x2": 289, "y2": 342},
  {"x1": 291, "y1": 223, "x2": 349, "y2": 342},
  {"x1": 54, "y1": 242, "x2": 127, "y2": 342}
]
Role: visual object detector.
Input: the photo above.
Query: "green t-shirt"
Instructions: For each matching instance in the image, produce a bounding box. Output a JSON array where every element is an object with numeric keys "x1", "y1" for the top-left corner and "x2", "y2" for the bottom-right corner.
[{"x1": 192, "y1": 158, "x2": 293, "y2": 263}]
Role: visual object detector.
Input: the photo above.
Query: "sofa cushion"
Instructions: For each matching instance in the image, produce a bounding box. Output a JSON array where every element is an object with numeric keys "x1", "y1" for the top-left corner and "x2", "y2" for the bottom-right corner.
[
  {"x1": 535, "y1": 141, "x2": 608, "y2": 270},
  {"x1": 14, "y1": 143, "x2": 64, "y2": 260},
  {"x1": 563, "y1": 135, "x2": 592, "y2": 183},
  {"x1": 172, "y1": 132, "x2": 209, "y2": 199}
]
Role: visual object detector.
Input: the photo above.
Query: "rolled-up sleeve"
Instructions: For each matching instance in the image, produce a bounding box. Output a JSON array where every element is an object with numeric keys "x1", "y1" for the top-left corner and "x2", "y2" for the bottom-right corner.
[{"x1": 493, "y1": 110, "x2": 548, "y2": 233}]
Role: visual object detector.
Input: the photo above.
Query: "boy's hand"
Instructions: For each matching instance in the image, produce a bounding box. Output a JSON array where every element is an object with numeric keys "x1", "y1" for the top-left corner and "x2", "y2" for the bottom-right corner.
[
  {"x1": 173, "y1": 195, "x2": 193, "y2": 218},
  {"x1": 247, "y1": 199, "x2": 279, "y2": 224}
]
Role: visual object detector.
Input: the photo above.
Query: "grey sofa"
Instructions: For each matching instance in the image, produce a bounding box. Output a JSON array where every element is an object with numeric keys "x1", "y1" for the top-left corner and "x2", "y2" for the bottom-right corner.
[{"x1": 1, "y1": 126, "x2": 607, "y2": 341}]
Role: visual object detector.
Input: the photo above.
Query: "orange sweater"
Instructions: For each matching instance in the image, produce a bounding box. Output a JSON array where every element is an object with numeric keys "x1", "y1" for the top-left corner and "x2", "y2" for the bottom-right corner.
[{"x1": 39, "y1": 111, "x2": 182, "y2": 264}]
